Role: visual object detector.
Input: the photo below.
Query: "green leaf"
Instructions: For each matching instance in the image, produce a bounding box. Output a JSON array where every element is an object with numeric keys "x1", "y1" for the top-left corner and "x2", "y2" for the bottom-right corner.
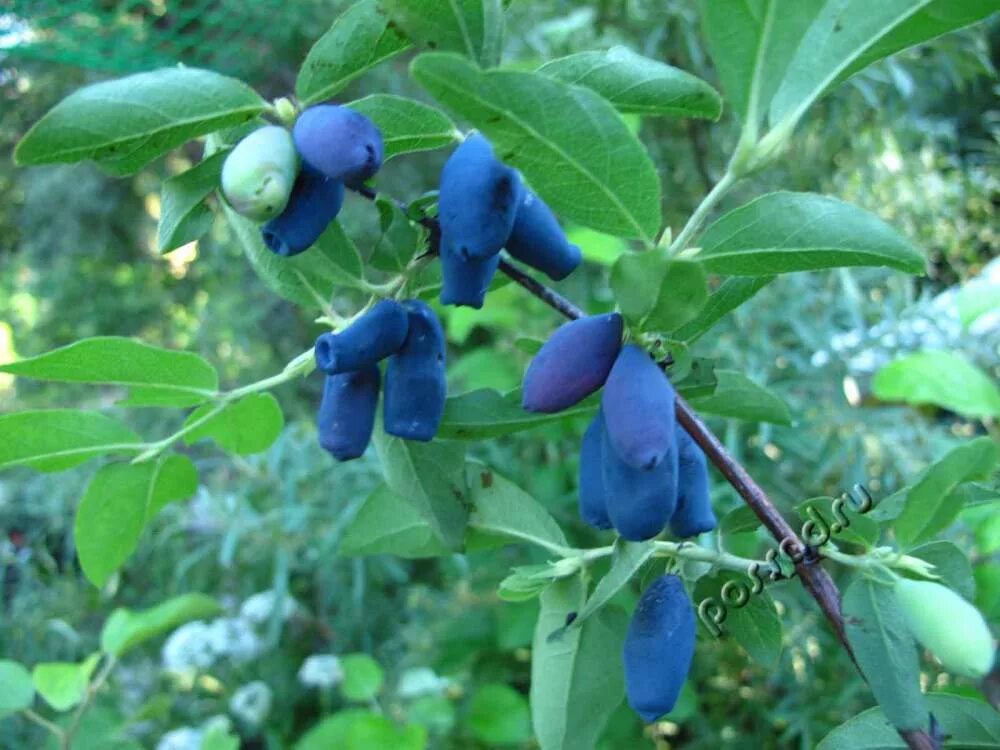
[
  {"x1": 411, "y1": 52, "x2": 662, "y2": 241},
  {"x1": 32, "y1": 655, "x2": 100, "y2": 712},
  {"x1": 873, "y1": 350, "x2": 1000, "y2": 419},
  {"x1": 570, "y1": 540, "x2": 654, "y2": 631},
  {"x1": 698, "y1": 193, "x2": 925, "y2": 276},
  {"x1": 381, "y1": 0, "x2": 505, "y2": 67},
  {"x1": 370, "y1": 198, "x2": 424, "y2": 273},
  {"x1": 0, "y1": 410, "x2": 143, "y2": 473},
  {"x1": 498, "y1": 565, "x2": 562, "y2": 602},
  {"x1": 770, "y1": 1, "x2": 987, "y2": 128},
  {"x1": 611, "y1": 254, "x2": 708, "y2": 331},
  {"x1": 408, "y1": 695, "x2": 456, "y2": 735},
  {"x1": 673, "y1": 276, "x2": 774, "y2": 342},
  {"x1": 0, "y1": 337, "x2": 218, "y2": 408},
  {"x1": 200, "y1": 723, "x2": 241, "y2": 750},
  {"x1": 158, "y1": 150, "x2": 227, "y2": 254},
  {"x1": 340, "y1": 654, "x2": 385, "y2": 702},
  {"x1": 817, "y1": 693, "x2": 1000, "y2": 750},
  {"x1": 184, "y1": 394, "x2": 284, "y2": 455},
  {"x1": 796, "y1": 496, "x2": 879, "y2": 549},
  {"x1": 842, "y1": 577, "x2": 926, "y2": 731},
  {"x1": 894, "y1": 437, "x2": 999, "y2": 548},
  {"x1": 957, "y1": 277, "x2": 1000, "y2": 328},
  {"x1": 100, "y1": 593, "x2": 222, "y2": 657},
  {"x1": 530, "y1": 577, "x2": 627, "y2": 750},
  {"x1": 466, "y1": 462, "x2": 568, "y2": 552},
  {"x1": 348, "y1": 95, "x2": 459, "y2": 161},
  {"x1": 296, "y1": 0, "x2": 412, "y2": 104},
  {"x1": 720, "y1": 505, "x2": 762, "y2": 536},
  {"x1": 698, "y1": 0, "x2": 818, "y2": 125},
  {"x1": 340, "y1": 483, "x2": 450, "y2": 558},
  {"x1": 687, "y1": 369, "x2": 792, "y2": 425},
  {"x1": 296, "y1": 710, "x2": 427, "y2": 750},
  {"x1": 0, "y1": 660, "x2": 34, "y2": 717},
  {"x1": 15, "y1": 67, "x2": 266, "y2": 170},
  {"x1": 75, "y1": 456, "x2": 198, "y2": 587},
  {"x1": 538, "y1": 46, "x2": 722, "y2": 120},
  {"x1": 908, "y1": 541, "x2": 975, "y2": 600},
  {"x1": 373, "y1": 425, "x2": 468, "y2": 549},
  {"x1": 695, "y1": 572, "x2": 782, "y2": 667},
  {"x1": 467, "y1": 683, "x2": 531, "y2": 745},
  {"x1": 225, "y1": 205, "x2": 367, "y2": 309},
  {"x1": 438, "y1": 388, "x2": 597, "y2": 441}
]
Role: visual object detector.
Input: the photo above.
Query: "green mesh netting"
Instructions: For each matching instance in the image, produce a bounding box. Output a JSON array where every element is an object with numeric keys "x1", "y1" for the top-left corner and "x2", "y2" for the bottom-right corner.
[{"x1": 3, "y1": 0, "x2": 301, "y2": 78}]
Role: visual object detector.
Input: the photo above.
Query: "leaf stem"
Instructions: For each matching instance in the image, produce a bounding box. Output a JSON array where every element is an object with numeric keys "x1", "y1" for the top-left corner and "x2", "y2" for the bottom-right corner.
[
  {"x1": 668, "y1": 169, "x2": 737, "y2": 255},
  {"x1": 62, "y1": 656, "x2": 116, "y2": 750},
  {"x1": 21, "y1": 709, "x2": 64, "y2": 739}
]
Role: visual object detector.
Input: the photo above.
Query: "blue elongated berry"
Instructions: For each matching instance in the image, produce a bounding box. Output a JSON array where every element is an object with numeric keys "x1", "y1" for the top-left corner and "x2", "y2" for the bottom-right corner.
[
  {"x1": 623, "y1": 574, "x2": 696, "y2": 723},
  {"x1": 383, "y1": 300, "x2": 447, "y2": 441},
  {"x1": 314, "y1": 300, "x2": 409, "y2": 374},
  {"x1": 221, "y1": 125, "x2": 299, "y2": 221},
  {"x1": 602, "y1": 345, "x2": 676, "y2": 470},
  {"x1": 602, "y1": 423, "x2": 677, "y2": 541},
  {"x1": 522, "y1": 313, "x2": 623, "y2": 413},
  {"x1": 669, "y1": 426, "x2": 717, "y2": 538},
  {"x1": 579, "y1": 411, "x2": 612, "y2": 530},
  {"x1": 505, "y1": 190, "x2": 582, "y2": 280},
  {"x1": 317, "y1": 365, "x2": 380, "y2": 461},
  {"x1": 438, "y1": 134, "x2": 522, "y2": 260},
  {"x1": 261, "y1": 163, "x2": 344, "y2": 257},
  {"x1": 439, "y1": 250, "x2": 500, "y2": 309},
  {"x1": 293, "y1": 104, "x2": 384, "y2": 187}
]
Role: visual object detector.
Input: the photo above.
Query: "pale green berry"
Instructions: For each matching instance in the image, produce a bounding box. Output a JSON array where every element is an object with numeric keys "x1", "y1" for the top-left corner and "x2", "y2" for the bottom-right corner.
[
  {"x1": 221, "y1": 125, "x2": 299, "y2": 222},
  {"x1": 895, "y1": 578, "x2": 995, "y2": 678}
]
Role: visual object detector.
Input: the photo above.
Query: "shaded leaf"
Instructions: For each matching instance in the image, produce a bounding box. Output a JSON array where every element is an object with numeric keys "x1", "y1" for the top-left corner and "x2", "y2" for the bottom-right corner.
[
  {"x1": 381, "y1": 0, "x2": 505, "y2": 67},
  {"x1": 340, "y1": 654, "x2": 385, "y2": 702},
  {"x1": 530, "y1": 577, "x2": 627, "y2": 750},
  {"x1": 158, "y1": 150, "x2": 226, "y2": 253},
  {"x1": 438, "y1": 388, "x2": 597, "y2": 441},
  {"x1": 294, "y1": 710, "x2": 426, "y2": 750},
  {"x1": 340, "y1": 484, "x2": 450, "y2": 558},
  {"x1": 673, "y1": 276, "x2": 774, "y2": 342},
  {"x1": 468, "y1": 683, "x2": 532, "y2": 744},
  {"x1": 842, "y1": 577, "x2": 926, "y2": 731},
  {"x1": 539, "y1": 46, "x2": 722, "y2": 120},
  {"x1": 611, "y1": 253, "x2": 708, "y2": 331},
  {"x1": 908, "y1": 541, "x2": 975, "y2": 600},
  {"x1": 466, "y1": 462, "x2": 568, "y2": 552},
  {"x1": 695, "y1": 572, "x2": 782, "y2": 667},
  {"x1": 373, "y1": 425, "x2": 468, "y2": 549},
  {"x1": 0, "y1": 661, "x2": 34, "y2": 717},
  {"x1": 296, "y1": 0, "x2": 412, "y2": 104},
  {"x1": 570, "y1": 540, "x2": 654, "y2": 631},
  {"x1": 688, "y1": 369, "x2": 791, "y2": 425}
]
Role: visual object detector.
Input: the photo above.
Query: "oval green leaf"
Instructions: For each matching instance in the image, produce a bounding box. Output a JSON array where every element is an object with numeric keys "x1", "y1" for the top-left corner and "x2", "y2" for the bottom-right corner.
[
  {"x1": 0, "y1": 410, "x2": 143, "y2": 473},
  {"x1": 347, "y1": 94, "x2": 459, "y2": 161},
  {"x1": 874, "y1": 350, "x2": 1000, "y2": 420}
]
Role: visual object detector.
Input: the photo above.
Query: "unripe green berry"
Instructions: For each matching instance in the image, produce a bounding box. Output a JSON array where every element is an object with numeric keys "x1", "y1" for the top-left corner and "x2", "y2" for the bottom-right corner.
[
  {"x1": 894, "y1": 578, "x2": 995, "y2": 678},
  {"x1": 221, "y1": 125, "x2": 299, "y2": 221}
]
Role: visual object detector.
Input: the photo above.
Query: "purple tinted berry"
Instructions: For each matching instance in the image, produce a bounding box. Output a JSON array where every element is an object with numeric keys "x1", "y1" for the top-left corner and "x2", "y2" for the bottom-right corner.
[
  {"x1": 439, "y1": 249, "x2": 500, "y2": 309},
  {"x1": 317, "y1": 365, "x2": 380, "y2": 461},
  {"x1": 522, "y1": 313, "x2": 623, "y2": 414},
  {"x1": 261, "y1": 163, "x2": 344, "y2": 257},
  {"x1": 602, "y1": 345, "x2": 676, "y2": 470},
  {"x1": 314, "y1": 300, "x2": 409, "y2": 375},
  {"x1": 438, "y1": 134, "x2": 522, "y2": 261},
  {"x1": 669, "y1": 425, "x2": 717, "y2": 538},
  {"x1": 602, "y1": 422, "x2": 677, "y2": 541},
  {"x1": 383, "y1": 300, "x2": 447, "y2": 442},
  {"x1": 293, "y1": 104, "x2": 384, "y2": 187},
  {"x1": 579, "y1": 411, "x2": 612, "y2": 530},
  {"x1": 623, "y1": 575, "x2": 696, "y2": 722},
  {"x1": 505, "y1": 190, "x2": 582, "y2": 280}
]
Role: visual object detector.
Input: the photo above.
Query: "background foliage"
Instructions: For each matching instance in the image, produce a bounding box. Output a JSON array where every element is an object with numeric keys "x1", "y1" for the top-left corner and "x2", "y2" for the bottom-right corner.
[{"x1": 1, "y1": 1, "x2": 998, "y2": 749}]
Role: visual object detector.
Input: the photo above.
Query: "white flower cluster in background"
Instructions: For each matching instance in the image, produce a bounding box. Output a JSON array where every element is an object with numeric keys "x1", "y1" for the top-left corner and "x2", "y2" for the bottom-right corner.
[
  {"x1": 397, "y1": 667, "x2": 451, "y2": 698},
  {"x1": 812, "y1": 257, "x2": 1000, "y2": 376},
  {"x1": 240, "y1": 589, "x2": 300, "y2": 625},
  {"x1": 297, "y1": 654, "x2": 343, "y2": 689},
  {"x1": 230, "y1": 680, "x2": 273, "y2": 726}
]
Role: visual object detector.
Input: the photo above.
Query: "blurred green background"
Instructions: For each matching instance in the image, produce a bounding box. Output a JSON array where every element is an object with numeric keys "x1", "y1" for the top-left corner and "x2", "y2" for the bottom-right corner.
[{"x1": 1, "y1": 2, "x2": 998, "y2": 749}]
